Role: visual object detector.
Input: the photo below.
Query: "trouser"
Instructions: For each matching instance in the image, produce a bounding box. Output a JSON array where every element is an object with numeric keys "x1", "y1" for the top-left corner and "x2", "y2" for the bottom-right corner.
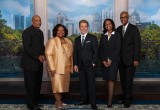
[{"x1": 23, "y1": 68, "x2": 43, "y2": 109}]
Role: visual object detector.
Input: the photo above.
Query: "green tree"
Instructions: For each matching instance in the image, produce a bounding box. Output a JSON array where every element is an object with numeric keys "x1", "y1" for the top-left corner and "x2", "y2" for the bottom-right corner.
[
  {"x1": 140, "y1": 24, "x2": 160, "y2": 60},
  {"x1": 0, "y1": 18, "x2": 22, "y2": 56}
]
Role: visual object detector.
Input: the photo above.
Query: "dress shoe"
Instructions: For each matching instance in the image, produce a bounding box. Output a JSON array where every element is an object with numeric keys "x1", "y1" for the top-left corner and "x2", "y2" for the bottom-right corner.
[
  {"x1": 56, "y1": 106, "x2": 64, "y2": 110},
  {"x1": 38, "y1": 104, "x2": 44, "y2": 108},
  {"x1": 91, "y1": 104, "x2": 97, "y2": 110},
  {"x1": 107, "y1": 104, "x2": 112, "y2": 108},
  {"x1": 62, "y1": 103, "x2": 67, "y2": 106},
  {"x1": 33, "y1": 106, "x2": 43, "y2": 110},
  {"x1": 124, "y1": 104, "x2": 131, "y2": 108},
  {"x1": 118, "y1": 100, "x2": 124, "y2": 104},
  {"x1": 75, "y1": 101, "x2": 89, "y2": 105}
]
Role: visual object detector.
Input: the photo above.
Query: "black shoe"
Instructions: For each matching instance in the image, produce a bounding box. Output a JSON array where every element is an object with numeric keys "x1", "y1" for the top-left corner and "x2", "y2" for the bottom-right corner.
[
  {"x1": 38, "y1": 104, "x2": 44, "y2": 108},
  {"x1": 118, "y1": 100, "x2": 124, "y2": 104},
  {"x1": 75, "y1": 101, "x2": 89, "y2": 105},
  {"x1": 124, "y1": 104, "x2": 131, "y2": 108},
  {"x1": 107, "y1": 104, "x2": 112, "y2": 108},
  {"x1": 34, "y1": 106, "x2": 43, "y2": 110},
  {"x1": 91, "y1": 104, "x2": 97, "y2": 110}
]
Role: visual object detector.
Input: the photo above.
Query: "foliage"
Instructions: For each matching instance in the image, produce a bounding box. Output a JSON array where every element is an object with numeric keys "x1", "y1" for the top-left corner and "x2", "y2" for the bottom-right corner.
[
  {"x1": 0, "y1": 18, "x2": 22, "y2": 56},
  {"x1": 140, "y1": 24, "x2": 160, "y2": 60}
]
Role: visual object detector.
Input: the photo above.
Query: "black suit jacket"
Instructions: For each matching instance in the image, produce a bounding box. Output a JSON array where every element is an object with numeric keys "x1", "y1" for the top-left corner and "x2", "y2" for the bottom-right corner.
[
  {"x1": 100, "y1": 31, "x2": 121, "y2": 63},
  {"x1": 20, "y1": 25, "x2": 45, "y2": 71},
  {"x1": 117, "y1": 23, "x2": 141, "y2": 66},
  {"x1": 73, "y1": 33, "x2": 98, "y2": 69}
]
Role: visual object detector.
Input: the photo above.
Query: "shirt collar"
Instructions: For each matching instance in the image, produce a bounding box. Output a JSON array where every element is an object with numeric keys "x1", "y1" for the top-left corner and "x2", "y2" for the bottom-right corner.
[
  {"x1": 81, "y1": 33, "x2": 88, "y2": 38},
  {"x1": 104, "y1": 31, "x2": 115, "y2": 35},
  {"x1": 123, "y1": 23, "x2": 129, "y2": 29}
]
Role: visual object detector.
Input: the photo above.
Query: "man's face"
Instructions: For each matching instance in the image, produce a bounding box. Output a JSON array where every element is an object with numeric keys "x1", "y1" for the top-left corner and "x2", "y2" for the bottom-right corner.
[
  {"x1": 120, "y1": 13, "x2": 129, "y2": 26},
  {"x1": 32, "y1": 16, "x2": 41, "y2": 28},
  {"x1": 79, "y1": 23, "x2": 88, "y2": 35}
]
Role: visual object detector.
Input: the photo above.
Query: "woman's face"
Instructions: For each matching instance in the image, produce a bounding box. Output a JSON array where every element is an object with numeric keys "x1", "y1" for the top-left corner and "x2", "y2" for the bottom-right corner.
[
  {"x1": 57, "y1": 26, "x2": 65, "y2": 38},
  {"x1": 105, "y1": 20, "x2": 113, "y2": 32}
]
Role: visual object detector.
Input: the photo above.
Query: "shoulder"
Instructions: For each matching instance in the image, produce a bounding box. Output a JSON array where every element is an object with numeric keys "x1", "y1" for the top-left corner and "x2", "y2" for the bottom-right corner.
[
  {"x1": 75, "y1": 35, "x2": 80, "y2": 40},
  {"x1": 47, "y1": 38, "x2": 56, "y2": 44},
  {"x1": 117, "y1": 25, "x2": 122, "y2": 30},
  {"x1": 65, "y1": 37, "x2": 73, "y2": 44},
  {"x1": 100, "y1": 34, "x2": 105, "y2": 38},
  {"x1": 88, "y1": 33, "x2": 96, "y2": 37},
  {"x1": 114, "y1": 31, "x2": 120, "y2": 36},
  {"x1": 87, "y1": 33, "x2": 97, "y2": 39},
  {"x1": 129, "y1": 23, "x2": 138, "y2": 29},
  {"x1": 23, "y1": 26, "x2": 35, "y2": 34},
  {"x1": 22, "y1": 27, "x2": 32, "y2": 37},
  {"x1": 23, "y1": 26, "x2": 31, "y2": 33}
]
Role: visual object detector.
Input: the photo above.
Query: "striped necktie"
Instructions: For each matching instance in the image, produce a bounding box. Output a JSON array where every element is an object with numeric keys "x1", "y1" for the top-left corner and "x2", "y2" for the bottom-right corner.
[
  {"x1": 122, "y1": 26, "x2": 125, "y2": 37},
  {"x1": 81, "y1": 36, "x2": 85, "y2": 45}
]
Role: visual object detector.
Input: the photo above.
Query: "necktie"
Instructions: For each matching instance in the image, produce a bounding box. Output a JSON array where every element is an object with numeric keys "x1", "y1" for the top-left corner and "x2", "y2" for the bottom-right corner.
[
  {"x1": 81, "y1": 36, "x2": 85, "y2": 45},
  {"x1": 122, "y1": 26, "x2": 125, "y2": 37}
]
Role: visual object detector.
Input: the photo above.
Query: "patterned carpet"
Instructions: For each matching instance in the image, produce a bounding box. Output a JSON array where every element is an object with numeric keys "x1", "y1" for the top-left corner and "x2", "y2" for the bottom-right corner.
[{"x1": 0, "y1": 104, "x2": 160, "y2": 110}]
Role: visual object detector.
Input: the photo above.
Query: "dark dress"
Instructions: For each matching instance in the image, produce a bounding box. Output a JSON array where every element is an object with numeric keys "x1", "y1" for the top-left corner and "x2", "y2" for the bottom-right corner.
[{"x1": 100, "y1": 31, "x2": 121, "y2": 80}]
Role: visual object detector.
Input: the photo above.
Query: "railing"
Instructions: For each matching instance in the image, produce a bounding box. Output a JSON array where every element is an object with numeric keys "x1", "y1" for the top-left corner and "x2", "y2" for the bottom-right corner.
[{"x1": 0, "y1": 41, "x2": 160, "y2": 78}]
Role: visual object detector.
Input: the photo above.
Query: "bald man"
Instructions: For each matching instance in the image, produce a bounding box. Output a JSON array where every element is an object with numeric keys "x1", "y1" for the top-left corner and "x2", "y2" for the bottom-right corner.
[
  {"x1": 117, "y1": 11, "x2": 141, "y2": 108},
  {"x1": 20, "y1": 15, "x2": 45, "y2": 110}
]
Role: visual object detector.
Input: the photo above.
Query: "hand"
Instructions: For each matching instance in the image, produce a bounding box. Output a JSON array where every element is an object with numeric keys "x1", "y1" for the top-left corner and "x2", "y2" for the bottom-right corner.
[
  {"x1": 74, "y1": 65, "x2": 78, "y2": 73},
  {"x1": 134, "y1": 61, "x2": 139, "y2": 67},
  {"x1": 106, "y1": 60, "x2": 112, "y2": 67},
  {"x1": 50, "y1": 70, "x2": 55, "y2": 77},
  {"x1": 39, "y1": 55, "x2": 45, "y2": 63},
  {"x1": 103, "y1": 61, "x2": 107, "y2": 67},
  {"x1": 92, "y1": 63, "x2": 96, "y2": 67}
]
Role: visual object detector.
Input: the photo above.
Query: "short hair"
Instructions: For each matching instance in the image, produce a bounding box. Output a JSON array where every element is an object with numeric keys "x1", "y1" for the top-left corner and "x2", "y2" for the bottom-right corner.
[
  {"x1": 52, "y1": 24, "x2": 68, "y2": 37},
  {"x1": 120, "y1": 11, "x2": 129, "y2": 17},
  {"x1": 79, "y1": 20, "x2": 89, "y2": 27},
  {"x1": 103, "y1": 18, "x2": 115, "y2": 34},
  {"x1": 32, "y1": 15, "x2": 40, "y2": 21}
]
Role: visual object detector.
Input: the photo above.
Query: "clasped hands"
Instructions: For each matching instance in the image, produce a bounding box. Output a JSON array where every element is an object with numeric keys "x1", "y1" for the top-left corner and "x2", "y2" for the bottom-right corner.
[
  {"x1": 103, "y1": 60, "x2": 112, "y2": 67},
  {"x1": 38, "y1": 55, "x2": 45, "y2": 63},
  {"x1": 50, "y1": 70, "x2": 55, "y2": 77},
  {"x1": 74, "y1": 63, "x2": 96, "y2": 73}
]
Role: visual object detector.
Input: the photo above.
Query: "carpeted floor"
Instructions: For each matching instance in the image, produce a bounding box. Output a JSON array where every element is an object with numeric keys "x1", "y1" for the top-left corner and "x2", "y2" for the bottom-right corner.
[
  {"x1": 1, "y1": 100, "x2": 160, "y2": 110},
  {"x1": 0, "y1": 104, "x2": 160, "y2": 110}
]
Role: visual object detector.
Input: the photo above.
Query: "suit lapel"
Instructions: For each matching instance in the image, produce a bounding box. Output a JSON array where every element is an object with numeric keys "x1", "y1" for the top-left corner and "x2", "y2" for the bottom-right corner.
[
  {"x1": 104, "y1": 35, "x2": 109, "y2": 43},
  {"x1": 123, "y1": 23, "x2": 131, "y2": 38},
  {"x1": 82, "y1": 34, "x2": 89, "y2": 47},
  {"x1": 77, "y1": 36, "x2": 82, "y2": 49},
  {"x1": 108, "y1": 34, "x2": 113, "y2": 43}
]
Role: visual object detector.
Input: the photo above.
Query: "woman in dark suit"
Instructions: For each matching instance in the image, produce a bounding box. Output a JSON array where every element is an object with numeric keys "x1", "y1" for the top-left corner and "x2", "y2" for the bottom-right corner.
[{"x1": 100, "y1": 19, "x2": 121, "y2": 108}]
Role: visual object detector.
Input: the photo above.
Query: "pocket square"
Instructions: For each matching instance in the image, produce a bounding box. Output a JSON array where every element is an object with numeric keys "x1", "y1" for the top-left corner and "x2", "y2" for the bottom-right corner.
[{"x1": 86, "y1": 41, "x2": 90, "y2": 43}]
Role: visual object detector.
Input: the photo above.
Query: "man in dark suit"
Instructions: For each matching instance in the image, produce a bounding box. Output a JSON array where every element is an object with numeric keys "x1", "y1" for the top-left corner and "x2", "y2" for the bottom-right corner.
[
  {"x1": 73, "y1": 20, "x2": 98, "y2": 109},
  {"x1": 20, "y1": 15, "x2": 45, "y2": 110},
  {"x1": 117, "y1": 11, "x2": 141, "y2": 108}
]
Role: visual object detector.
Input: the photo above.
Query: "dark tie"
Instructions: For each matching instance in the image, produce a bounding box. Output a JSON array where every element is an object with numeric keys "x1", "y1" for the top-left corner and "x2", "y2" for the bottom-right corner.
[
  {"x1": 81, "y1": 36, "x2": 85, "y2": 45},
  {"x1": 122, "y1": 26, "x2": 125, "y2": 37}
]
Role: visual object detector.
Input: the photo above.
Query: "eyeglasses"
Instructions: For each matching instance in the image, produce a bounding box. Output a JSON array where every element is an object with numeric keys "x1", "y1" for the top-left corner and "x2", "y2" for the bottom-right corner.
[{"x1": 120, "y1": 16, "x2": 128, "y2": 19}]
